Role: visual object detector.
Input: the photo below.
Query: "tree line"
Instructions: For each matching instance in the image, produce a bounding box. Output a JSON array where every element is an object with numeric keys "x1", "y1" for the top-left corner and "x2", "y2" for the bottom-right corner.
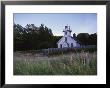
[{"x1": 14, "y1": 24, "x2": 97, "y2": 51}]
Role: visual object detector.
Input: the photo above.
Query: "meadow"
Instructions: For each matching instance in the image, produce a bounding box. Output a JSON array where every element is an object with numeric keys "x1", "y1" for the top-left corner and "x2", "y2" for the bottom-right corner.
[{"x1": 14, "y1": 50, "x2": 97, "y2": 75}]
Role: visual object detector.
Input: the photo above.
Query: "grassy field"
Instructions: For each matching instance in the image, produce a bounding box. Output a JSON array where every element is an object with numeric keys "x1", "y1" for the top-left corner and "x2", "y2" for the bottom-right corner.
[{"x1": 14, "y1": 51, "x2": 97, "y2": 75}]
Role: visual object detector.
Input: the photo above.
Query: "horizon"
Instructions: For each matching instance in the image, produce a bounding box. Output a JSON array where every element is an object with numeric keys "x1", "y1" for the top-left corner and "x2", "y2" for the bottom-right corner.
[{"x1": 14, "y1": 13, "x2": 97, "y2": 36}]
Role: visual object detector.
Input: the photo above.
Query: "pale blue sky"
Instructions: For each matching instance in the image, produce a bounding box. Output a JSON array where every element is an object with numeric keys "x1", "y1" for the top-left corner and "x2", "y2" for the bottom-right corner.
[{"x1": 14, "y1": 13, "x2": 97, "y2": 36}]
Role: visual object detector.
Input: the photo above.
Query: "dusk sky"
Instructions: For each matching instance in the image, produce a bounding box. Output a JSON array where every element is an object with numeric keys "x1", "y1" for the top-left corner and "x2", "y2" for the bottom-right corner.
[{"x1": 14, "y1": 13, "x2": 97, "y2": 36}]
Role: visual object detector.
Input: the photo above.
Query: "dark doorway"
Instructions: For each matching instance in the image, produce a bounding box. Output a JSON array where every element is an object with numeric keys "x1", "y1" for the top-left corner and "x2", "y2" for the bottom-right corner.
[
  {"x1": 71, "y1": 43, "x2": 73, "y2": 47},
  {"x1": 60, "y1": 44, "x2": 62, "y2": 48}
]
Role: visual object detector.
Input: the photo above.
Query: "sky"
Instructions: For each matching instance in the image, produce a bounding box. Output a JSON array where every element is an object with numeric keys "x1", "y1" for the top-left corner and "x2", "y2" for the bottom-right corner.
[{"x1": 14, "y1": 13, "x2": 97, "y2": 36}]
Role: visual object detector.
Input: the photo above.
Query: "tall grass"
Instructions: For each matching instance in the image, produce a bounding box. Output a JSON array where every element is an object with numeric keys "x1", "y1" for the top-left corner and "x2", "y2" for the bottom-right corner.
[{"x1": 14, "y1": 51, "x2": 97, "y2": 75}]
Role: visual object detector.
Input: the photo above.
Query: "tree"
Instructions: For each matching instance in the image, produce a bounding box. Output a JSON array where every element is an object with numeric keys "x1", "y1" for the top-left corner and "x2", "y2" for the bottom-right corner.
[
  {"x1": 73, "y1": 33, "x2": 76, "y2": 38},
  {"x1": 77, "y1": 33, "x2": 97, "y2": 46},
  {"x1": 88, "y1": 33, "x2": 97, "y2": 45},
  {"x1": 14, "y1": 24, "x2": 25, "y2": 50},
  {"x1": 14, "y1": 23, "x2": 54, "y2": 51},
  {"x1": 73, "y1": 33, "x2": 77, "y2": 41},
  {"x1": 77, "y1": 33, "x2": 89, "y2": 46}
]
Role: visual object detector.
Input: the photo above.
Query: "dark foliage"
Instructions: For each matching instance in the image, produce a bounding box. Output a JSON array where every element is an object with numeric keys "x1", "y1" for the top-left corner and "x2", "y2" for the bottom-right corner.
[
  {"x1": 14, "y1": 24, "x2": 61, "y2": 51},
  {"x1": 76, "y1": 33, "x2": 97, "y2": 46}
]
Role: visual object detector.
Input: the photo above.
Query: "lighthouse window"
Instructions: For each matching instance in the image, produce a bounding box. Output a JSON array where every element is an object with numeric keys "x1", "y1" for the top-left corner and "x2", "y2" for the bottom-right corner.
[
  {"x1": 65, "y1": 37, "x2": 67, "y2": 41},
  {"x1": 65, "y1": 32, "x2": 67, "y2": 35}
]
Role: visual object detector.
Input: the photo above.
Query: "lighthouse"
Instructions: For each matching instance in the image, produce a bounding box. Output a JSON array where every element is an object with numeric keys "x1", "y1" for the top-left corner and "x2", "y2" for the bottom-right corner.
[{"x1": 57, "y1": 25, "x2": 80, "y2": 48}]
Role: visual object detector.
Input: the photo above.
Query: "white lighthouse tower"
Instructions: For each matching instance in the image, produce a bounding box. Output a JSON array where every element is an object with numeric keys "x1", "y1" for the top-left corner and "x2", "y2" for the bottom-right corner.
[
  {"x1": 63, "y1": 25, "x2": 72, "y2": 36},
  {"x1": 57, "y1": 25, "x2": 80, "y2": 48}
]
